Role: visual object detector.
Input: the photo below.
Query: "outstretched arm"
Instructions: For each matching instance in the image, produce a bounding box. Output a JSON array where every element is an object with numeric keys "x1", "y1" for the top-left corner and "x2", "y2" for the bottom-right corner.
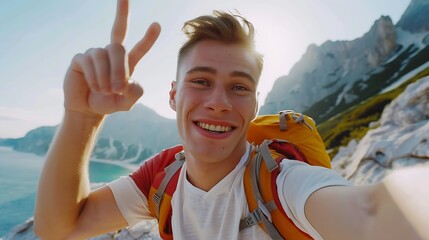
[
  {"x1": 34, "y1": 0, "x2": 160, "y2": 239},
  {"x1": 305, "y1": 166, "x2": 429, "y2": 240}
]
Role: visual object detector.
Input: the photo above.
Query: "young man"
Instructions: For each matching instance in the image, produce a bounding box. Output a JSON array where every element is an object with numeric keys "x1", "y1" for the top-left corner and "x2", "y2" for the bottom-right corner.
[{"x1": 35, "y1": 0, "x2": 428, "y2": 239}]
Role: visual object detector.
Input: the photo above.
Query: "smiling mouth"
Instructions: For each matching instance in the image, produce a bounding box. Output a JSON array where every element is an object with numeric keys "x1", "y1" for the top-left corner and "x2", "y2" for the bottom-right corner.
[{"x1": 196, "y1": 121, "x2": 234, "y2": 133}]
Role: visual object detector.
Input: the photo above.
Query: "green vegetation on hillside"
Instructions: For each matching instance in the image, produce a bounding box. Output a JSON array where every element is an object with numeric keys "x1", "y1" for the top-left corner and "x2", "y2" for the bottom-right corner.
[
  {"x1": 318, "y1": 67, "x2": 429, "y2": 158},
  {"x1": 306, "y1": 44, "x2": 429, "y2": 124}
]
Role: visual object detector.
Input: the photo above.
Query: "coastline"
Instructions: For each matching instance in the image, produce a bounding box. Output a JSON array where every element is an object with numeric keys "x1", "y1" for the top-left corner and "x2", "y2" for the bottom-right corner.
[
  {"x1": 90, "y1": 158, "x2": 139, "y2": 171},
  {"x1": 0, "y1": 148, "x2": 144, "y2": 238},
  {"x1": 0, "y1": 146, "x2": 139, "y2": 171}
]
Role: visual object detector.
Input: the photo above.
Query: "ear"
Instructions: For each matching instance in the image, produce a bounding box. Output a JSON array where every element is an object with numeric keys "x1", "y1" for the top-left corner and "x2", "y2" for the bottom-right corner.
[
  {"x1": 250, "y1": 91, "x2": 260, "y2": 120},
  {"x1": 169, "y1": 81, "x2": 177, "y2": 111},
  {"x1": 253, "y1": 99, "x2": 259, "y2": 120}
]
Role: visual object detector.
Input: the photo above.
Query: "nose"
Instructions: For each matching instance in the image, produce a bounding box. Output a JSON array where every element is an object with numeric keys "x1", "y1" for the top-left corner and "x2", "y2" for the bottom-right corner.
[{"x1": 204, "y1": 85, "x2": 233, "y2": 113}]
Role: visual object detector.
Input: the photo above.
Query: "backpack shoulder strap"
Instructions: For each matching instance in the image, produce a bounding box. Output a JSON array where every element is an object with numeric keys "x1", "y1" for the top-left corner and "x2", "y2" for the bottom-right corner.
[
  {"x1": 151, "y1": 151, "x2": 185, "y2": 218},
  {"x1": 148, "y1": 147, "x2": 184, "y2": 239},
  {"x1": 241, "y1": 139, "x2": 313, "y2": 240}
]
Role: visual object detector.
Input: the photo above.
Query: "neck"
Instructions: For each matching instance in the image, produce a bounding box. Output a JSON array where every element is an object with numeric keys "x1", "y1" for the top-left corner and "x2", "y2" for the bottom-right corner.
[{"x1": 185, "y1": 142, "x2": 248, "y2": 192}]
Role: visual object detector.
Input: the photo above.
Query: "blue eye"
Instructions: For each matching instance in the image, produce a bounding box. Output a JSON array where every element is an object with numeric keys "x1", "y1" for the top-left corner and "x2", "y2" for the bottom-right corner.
[
  {"x1": 192, "y1": 79, "x2": 209, "y2": 86},
  {"x1": 232, "y1": 85, "x2": 248, "y2": 91}
]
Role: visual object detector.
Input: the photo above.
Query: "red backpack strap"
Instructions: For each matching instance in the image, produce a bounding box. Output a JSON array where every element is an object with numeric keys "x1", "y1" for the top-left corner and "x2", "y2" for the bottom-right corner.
[{"x1": 241, "y1": 139, "x2": 313, "y2": 240}]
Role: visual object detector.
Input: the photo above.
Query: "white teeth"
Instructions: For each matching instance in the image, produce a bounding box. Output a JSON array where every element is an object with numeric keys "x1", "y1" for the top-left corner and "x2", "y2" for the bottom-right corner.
[{"x1": 198, "y1": 122, "x2": 232, "y2": 133}]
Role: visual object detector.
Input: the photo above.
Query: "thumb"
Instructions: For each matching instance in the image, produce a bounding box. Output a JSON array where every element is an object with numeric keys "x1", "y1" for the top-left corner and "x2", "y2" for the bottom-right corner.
[{"x1": 117, "y1": 80, "x2": 144, "y2": 111}]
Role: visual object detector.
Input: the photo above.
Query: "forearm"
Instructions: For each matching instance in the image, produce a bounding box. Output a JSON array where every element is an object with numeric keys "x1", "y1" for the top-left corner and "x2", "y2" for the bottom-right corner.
[
  {"x1": 371, "y1": 166, "x2": 429, "y2": 240},
  {"x1": 353, "y1": 167, "x2": 428, "y2": 239},
  {"x1": 305, "y1": 166, "x2": 429, "y2": 240},
  {"x1": 34, "y1": 110, "x2": 105, "y2": 238},
  {"x1": 362, "y1": 182, "x2": 422, "y2": 240}
]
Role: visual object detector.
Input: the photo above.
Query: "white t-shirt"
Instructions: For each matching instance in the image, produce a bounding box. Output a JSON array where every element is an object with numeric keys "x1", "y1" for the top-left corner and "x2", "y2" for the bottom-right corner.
[{"x1": 108, "y1": 143, "x2": 351, "y2": 239}]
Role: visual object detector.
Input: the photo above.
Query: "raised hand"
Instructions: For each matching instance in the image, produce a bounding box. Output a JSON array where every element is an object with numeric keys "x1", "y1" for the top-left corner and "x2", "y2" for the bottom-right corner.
[{"x1": 63, "y1": 0, "x2": 161, "y2": 117}]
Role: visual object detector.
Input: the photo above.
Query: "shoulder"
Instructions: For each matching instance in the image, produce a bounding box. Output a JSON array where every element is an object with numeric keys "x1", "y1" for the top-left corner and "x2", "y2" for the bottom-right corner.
[
  {"x1": 275, "y1": 160, "x2": 351, "y2": 239},
  {"x1": 277, "y1": 160, "x2": 351, "y2": 193},
  {"x1": 276, "y1": 160, "x2": 352, "y2": 217},
  {"x1": 276, "y1": 159, "x2": 352, "y2": 211}
]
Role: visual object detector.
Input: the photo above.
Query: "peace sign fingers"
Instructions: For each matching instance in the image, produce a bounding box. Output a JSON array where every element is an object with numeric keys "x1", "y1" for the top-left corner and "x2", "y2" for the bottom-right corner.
[
  {"x1": 128, "y1": 22, "x2": 161, "y2": 74},
  {"x1": 108, "y1": 0, "x2": 160, "y2": 87},
  {"x1": 111, "y1": 0, "x2": 129, "y2": 44},
  {"x1": 110, "y1": 0, "x2": 161, "y2": 74}
]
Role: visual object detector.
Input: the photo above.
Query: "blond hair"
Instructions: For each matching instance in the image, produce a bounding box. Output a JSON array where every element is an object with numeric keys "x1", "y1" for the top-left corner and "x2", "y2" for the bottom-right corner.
[{"x1": 177, "y1": 11, "x2": 263, "y2": 80}]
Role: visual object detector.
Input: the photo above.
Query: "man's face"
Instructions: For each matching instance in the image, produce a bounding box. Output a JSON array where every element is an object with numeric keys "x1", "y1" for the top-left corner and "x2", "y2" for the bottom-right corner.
[{"x1": 170, "y1": 40, "x2": 259, "y2": 164}]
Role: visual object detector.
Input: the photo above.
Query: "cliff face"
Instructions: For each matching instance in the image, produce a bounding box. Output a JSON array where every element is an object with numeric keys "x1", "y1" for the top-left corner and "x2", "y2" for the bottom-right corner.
[
  {"x1": 260, "y1": 16, "x2": 399, "y2": 120},
  {"x1": 260, "y1": 0, "x2": 429, "y2": 123},
  {"x1": 332, "y1": 76, "x2": 429, "y2": 184}
]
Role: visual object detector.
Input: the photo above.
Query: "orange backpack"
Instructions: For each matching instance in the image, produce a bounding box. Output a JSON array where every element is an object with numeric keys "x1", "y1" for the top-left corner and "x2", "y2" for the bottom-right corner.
[{"x1": 148, "y1": 110, "x2": 331, "y2": 239}]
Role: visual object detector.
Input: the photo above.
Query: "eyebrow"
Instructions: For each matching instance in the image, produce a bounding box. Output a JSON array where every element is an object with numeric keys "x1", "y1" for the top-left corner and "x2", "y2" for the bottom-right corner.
[
  {"x1": 231, "y1": 71, "x2": 256, "y2": 84},
  {"x1": 187, "y1": 66, "x2": 217, "y2": 75},
  {"x1": 186, "y1": 66, "x2": 256, "y2": 83}
]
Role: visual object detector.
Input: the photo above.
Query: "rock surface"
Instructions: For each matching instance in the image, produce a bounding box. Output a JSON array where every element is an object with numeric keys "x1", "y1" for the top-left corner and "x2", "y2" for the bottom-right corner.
[
  {"x1": 260, "y1": 16, "x2": 399, "y2": 117},
  {"x1": 332, "y1": 76, "x2": 429, "y2": 184},
  {"x1": 2, "y1": 218, "x2": 161, "y2": 240}
]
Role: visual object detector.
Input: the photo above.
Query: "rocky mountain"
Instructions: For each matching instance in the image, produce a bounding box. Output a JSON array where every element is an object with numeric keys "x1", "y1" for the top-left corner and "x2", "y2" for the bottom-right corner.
[
  {"x1": 396, "y1": 0, "x2": 429, "y2": 33},
  {"x1": 0, "y1": 104, "x2": 181, "y2": 163},
  {"x1": 260, "y1": 0, "x2": 429, "y2": 124},
  {"x1": 7, "y1": 126, "x2": 56, "y2": 156},
  {"x1": 98, "y1": 104, "x2": 180, "y2": 153},
  {"x1": 332, "y1": 76, "x2": 429, "y2": 184}
]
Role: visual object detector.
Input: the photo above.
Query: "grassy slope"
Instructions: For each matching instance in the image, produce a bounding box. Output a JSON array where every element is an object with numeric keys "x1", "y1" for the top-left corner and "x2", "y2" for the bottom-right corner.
[{"x1": 318, "y1": 67, "x2": 429, "y2": 158}]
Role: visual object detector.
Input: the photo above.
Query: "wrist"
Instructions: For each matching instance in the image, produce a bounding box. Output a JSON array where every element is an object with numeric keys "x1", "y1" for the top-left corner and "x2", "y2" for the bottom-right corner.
[{"x1": 63, "y1": 109, "x2": 106, "y2": 127}]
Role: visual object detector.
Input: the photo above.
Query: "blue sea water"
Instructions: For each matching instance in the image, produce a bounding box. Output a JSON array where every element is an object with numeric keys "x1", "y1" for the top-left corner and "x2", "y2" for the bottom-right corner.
[{"x1": 0, "y1": 147, "x2": 132, "y2": 237}]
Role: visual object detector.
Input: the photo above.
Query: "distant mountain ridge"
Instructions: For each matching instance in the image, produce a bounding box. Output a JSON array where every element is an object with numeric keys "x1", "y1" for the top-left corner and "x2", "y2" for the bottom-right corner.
[
  {"x1": 0, "y1": 104, "x2": 181, "y2": 163},
  {"x1": 396, "y1": 0, "x2": 429, "y2": 33},
  {"x1": 260, "y1": 0, "x2": 429, "y2": 124},
  {"x1": 98, "y1": 104, "x2": 180, "y2": 152}
]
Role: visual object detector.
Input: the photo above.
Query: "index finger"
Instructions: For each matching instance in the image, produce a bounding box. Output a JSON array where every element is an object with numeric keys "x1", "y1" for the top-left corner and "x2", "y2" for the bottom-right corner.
[{"x1": 111, "y1": 0, "x2": 129, "y2": 44}]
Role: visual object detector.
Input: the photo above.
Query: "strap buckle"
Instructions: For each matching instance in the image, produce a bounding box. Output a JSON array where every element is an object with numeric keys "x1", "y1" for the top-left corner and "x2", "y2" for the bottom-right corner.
[{"x1": 244, "y1": 208, "x2": 263, "y2": 227}]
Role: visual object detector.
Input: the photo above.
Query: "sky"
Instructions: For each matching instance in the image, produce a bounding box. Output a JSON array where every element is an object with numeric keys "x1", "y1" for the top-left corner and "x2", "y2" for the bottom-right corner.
[{"x1": 0, "y1": 0, "x2": 411, "y2": 138}]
